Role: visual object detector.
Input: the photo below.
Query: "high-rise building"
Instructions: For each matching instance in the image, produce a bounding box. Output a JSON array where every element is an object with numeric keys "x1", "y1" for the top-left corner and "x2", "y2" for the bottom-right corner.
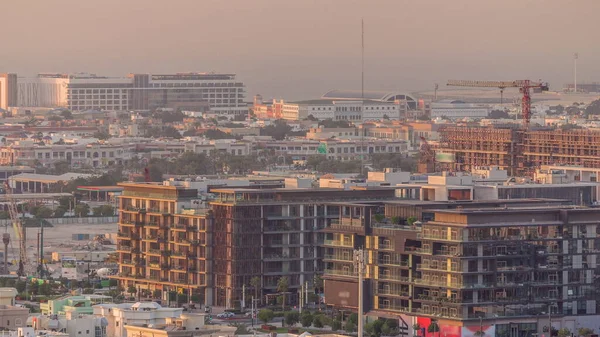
[
  {"x1": 323, "y1": 200, "x2": 600, "y2": 337},
  {"x1": 114, "y1": 182, "x2": 398, "y2": 307},
  {"x1": 13, "y1": 72, "x2": 247, "y2": 114},
  {"x1": 0, "y1": 73, "x2": 18, "y2": 110},
  {"x1": 112, "y1": 183, "x2": 214, "y2": 304}
]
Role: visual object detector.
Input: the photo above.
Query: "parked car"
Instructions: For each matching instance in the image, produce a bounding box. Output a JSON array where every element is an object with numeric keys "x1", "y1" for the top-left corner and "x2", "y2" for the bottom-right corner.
[{"x1": 217, "y1": 312, "x2": 235, "y2": 318}]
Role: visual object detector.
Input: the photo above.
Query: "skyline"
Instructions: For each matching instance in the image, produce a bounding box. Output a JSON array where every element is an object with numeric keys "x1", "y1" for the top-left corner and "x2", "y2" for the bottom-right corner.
[{"x1": 2, "y1": 0, "x2": 598, "y2": 100}]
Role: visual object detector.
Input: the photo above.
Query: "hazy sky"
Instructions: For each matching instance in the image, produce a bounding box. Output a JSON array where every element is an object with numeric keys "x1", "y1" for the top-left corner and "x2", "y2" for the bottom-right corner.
[{"x1": 2, "y1": 0, "x2": 598, "y2": 100}]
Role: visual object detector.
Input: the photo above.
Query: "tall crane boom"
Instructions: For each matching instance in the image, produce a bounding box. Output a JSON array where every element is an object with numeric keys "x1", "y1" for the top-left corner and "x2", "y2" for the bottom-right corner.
[
  {"x1": 4, "y1": 183, "x2": 27, "y2": 276},
  {"x1": 447, "y1": 79, "x2": 549, "y2": 128}
]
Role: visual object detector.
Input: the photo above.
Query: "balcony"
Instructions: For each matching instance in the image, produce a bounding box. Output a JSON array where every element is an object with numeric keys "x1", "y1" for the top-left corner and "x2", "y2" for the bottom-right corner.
[
  {"x1": 377, "y1": 302, "x2": 411, "y2": 313},
  {"x1": 378, "y1": 258, "x2": 409, "y2": 267},
  {"x1": 417, "y1": 233, "x2": 462, "y2": 242},
  {"x1": 323, "y1": 239, "x2": 353, "y2": 248},
  {"x1": 377, "y1": 288, "x2": 410, "y2": 297},
  {"x1": 324, "y1": 268, "x2": 357, "y2": 277},
  {"x1": 148, "y1": 262, "x2": 161, "y2": 268},
  {"x1": 378, "y1": 243, "x2": 395, "y2": 251},
  {"x1": 378, "y1": 273, "x2": 410, "y2": 282},
  {"x1": 147, "y1": 249, "x2": 161, "y2": 255},
  {"x1": 413, "y1": 278, "x2": 462, "y2": 288},
  {"x1": 324, "y1": 254, "x2": 353, "y2": 262}
]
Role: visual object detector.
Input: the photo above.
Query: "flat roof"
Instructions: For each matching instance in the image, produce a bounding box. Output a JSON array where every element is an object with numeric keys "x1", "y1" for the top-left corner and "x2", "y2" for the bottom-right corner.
[
  {"x1": 384, "y1": 198, "x2": 568, "y2": 206},
  {"x1": 0, "y1": 193, "x2": 73, "y2": 201},
  {"x1": 9, "y1": 172, "x2": 93, "y2": 183},
  {"x1": 77, "y1": 186, "x2": 124, "y2": 192}
]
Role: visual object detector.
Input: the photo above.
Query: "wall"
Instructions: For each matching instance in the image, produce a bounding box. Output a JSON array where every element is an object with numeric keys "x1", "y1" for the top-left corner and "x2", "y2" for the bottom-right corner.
[{"x1": 0, "y1": 216, "x2": 117, "y2": 226}]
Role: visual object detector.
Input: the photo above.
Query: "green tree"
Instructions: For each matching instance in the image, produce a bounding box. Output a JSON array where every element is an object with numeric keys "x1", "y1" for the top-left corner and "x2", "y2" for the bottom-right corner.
[
  {"x1": 412, "y1": 323, "x2": 421, "y2": 337},
  {"x1": 200, "y1": 129, "x2": 237, "y2": 140},
  {"x1": 100, "y1": 205, "x2": 115, "y2": 216},
  {"x1": 74, "y1": 204, "x2": 90, "y2": 217},
  {"x1": 557, "y1": 328, "x2": 571, "y2": 337},
  {"x1": 365, "y1": 320, "x2": 386, "y2": 337},
  {"x1": 331, "y1": 319, "x2": 342, "y2": 331},
  {"x1": 300, "y1": 312, "x2": 313, "y2": 327},
  {"x1": 34, "y1": 206, "x2": 53, "y2": 218},
  {"x1": 53, "y1": 206, "x2": 67, "y2": 218},
  {"x1": 15, "y1": 280, "x2": 27, "y2": 293},
  {"x1": 93, "y1": 206, "x2": 103, "y2": 217},
  {"x1": 284, "y1": 311, "x2": 300, "y2": 327},
  {"x1": 318, "y1": 119, "x2": 353, "y2": 128},
  {"x1": 577, "y1": 327, "x2": 594, "y2": 337},
  {"x1": 260, "y1": 119, "x2": 292, "y2": 140},
  {"x1": 127, "y1": 285, "x2": 137, "y2": 297},
  {"x1": 345, "y1": 320, "x2": 357, "y2": 333},
  {"x1": 0, "y1": 211, "x2": 9, "y2": 219},
  {"x1": 250, "y1": 276, "x2": 261, "y2": 303},
  {"x1": 230, "y1": 323, "x2": 250, "y2": 334},
  {"x1": 277, "y1": 276, "x2": 289, "y2": 310},
  {"x1": 313, "y1": 314, "x2": 325, "y2": 328},
  {"x1": 60, "y1": 110, "x2": 73, "y2": 119},
  {"x1": 93, "y1": 131, "x2": 111, "y2": 140},
  {"x1": 257, "y1": 309, "x2": 274, "y2": 324}
]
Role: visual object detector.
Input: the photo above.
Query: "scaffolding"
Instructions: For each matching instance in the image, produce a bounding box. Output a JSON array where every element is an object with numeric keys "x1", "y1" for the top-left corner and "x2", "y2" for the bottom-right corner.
[{"x1": 437, "y1": 126, "x2": 600, "y2": 175}]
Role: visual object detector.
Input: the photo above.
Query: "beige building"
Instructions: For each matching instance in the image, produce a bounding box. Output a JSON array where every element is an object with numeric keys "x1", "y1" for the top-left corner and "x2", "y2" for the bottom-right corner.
[{"x1": 0, "y1": 287, "x2": 28, "y2": 330}]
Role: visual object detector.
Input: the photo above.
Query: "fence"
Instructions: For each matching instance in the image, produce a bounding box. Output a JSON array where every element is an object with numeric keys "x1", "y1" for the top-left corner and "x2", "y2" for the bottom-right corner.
[{"x1": 0, "y1": 216, "x2": 118, "y2": 226}]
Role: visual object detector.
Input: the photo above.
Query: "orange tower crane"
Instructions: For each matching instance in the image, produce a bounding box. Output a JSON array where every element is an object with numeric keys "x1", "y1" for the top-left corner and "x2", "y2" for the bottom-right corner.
[{"x1": 447, "y1": 80, "x2": 549, "y2": 128}]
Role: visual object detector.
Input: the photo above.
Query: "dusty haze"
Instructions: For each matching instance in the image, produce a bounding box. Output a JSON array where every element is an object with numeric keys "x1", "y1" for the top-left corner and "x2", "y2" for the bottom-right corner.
[{"x1": 1, "y1": 0, "x2": 598, "y2": 100}]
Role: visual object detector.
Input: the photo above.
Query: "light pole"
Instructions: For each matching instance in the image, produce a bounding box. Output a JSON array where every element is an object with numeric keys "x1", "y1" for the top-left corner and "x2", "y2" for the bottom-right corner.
[{"x1": 354, "y1": 249, "x2": 366, "y2": 337}]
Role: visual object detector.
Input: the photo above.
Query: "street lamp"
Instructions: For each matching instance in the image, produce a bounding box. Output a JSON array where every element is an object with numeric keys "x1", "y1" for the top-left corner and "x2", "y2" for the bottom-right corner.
[{"x1": 354, "y1": 249, "x2": 366, "y2": 337}]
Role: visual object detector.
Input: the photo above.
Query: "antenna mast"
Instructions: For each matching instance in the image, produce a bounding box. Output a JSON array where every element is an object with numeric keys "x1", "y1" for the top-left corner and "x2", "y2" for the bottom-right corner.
[
  {"x1": 574, "y1": 52, "x2": 578, "y2": 93},
  {"x1": 361, "y1": 18, "x2": 364, "y2": 100}
]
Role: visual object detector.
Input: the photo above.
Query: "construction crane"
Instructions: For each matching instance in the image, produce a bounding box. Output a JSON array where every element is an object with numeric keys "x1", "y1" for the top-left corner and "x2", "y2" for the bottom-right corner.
[
  {"x1": 447, "y1": 80, "x2": 549, "y2": 128},
  {"x1": 417, "y1": 136, "x2": 435, "y2": 173},
  {"x1": 4, "y1": 183, "x2": 27, "y2": 276}
]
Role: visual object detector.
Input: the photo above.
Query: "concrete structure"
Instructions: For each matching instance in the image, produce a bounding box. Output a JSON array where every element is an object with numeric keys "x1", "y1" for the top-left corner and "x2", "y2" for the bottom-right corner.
[
  {"x1": 281, "y1": 99, "x2": 407, "y2": 122},
  {"x1": 437, "y1": 126, "x2": 600, "y2": 176},
  {"x1": 430, "y1": 100, "x2": 490, "y2": 119},
  {"x1": 0, "y1": 74, "x2": 18, "y2": 110},
  {"x1": 123, "y1": 313, "x2": 236, "y2": 337},
  {"x1": 93, "y1": 302, "x2": 184, "y2": 337},
  {"x1": 0, "y1": 288, "x2": 18, "y2": 306},
  {"x1": 112, "y1": 183, "x2": 214, "y2": 305},
  {"x1": 0, "y1": 166, "x2": 34, "y2": 184},
  {"x1": 7, "y1": 173, "x2": 93, "y2": 193},
  {"x1": 321, "y1": 89, "x2": 418, "y2": 109},
  {"x1": 13, "y1": 72, "x2": 247, "y2": 115},
  {"x1": 262, "y1": 138, "x2": 409, "y2": 161},
  {"x1": 0, "y1": 304, "x2": 28, "y2": 330},
  {"x1": 40, "y1": 295, "x2": 112, "y2": 315},
  {"x1": 323, "y1": 201, "x2": 600, "y2": 337}
]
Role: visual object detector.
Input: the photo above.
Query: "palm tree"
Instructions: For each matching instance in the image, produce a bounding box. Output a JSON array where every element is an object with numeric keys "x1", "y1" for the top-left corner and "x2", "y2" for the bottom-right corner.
[
  {"x1": 277, "y1": 276, "x2": 289, "y2": 311},
  {"x1": 412, "y1": 323, "x2": 421, "y2": 337},
  {"x1": 250, "y1": 276, "x2": 261, "y2": 303}
]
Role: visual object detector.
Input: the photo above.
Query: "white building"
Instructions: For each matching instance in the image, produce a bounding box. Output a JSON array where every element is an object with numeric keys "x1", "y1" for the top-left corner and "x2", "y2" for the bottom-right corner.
[
  {"x1": 430, "y1": 100, "x2": 490, "y2": 119},
  {"x1": 281, "y1": 99, "x2": 407, "y2": 122},
  {"x1": 11, "y1": 72, "x2": 247, "y2": 115},
  {"x1": 93, "y1": 302, "x2": 183, "y2": 337}
]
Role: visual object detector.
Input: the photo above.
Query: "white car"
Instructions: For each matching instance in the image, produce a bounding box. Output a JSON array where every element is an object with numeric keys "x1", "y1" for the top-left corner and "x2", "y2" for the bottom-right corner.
[{"x1": 217, "y1": 312, "x2": 235, "y2": 319}]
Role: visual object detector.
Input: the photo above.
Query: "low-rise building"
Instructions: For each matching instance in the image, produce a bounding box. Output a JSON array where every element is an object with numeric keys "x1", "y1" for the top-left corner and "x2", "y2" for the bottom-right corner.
[
  {"x1": 93, "y1": 302, "x2": 184, "y2": 337},
  {"x1": 40, "y1": 295, "x2": 113, "y2": 315}
]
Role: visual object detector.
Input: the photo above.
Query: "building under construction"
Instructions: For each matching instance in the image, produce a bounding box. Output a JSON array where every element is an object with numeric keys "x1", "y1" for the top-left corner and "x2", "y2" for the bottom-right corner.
[{"x1": 436, "y1": 126, "x2": 600, "y2": 175}]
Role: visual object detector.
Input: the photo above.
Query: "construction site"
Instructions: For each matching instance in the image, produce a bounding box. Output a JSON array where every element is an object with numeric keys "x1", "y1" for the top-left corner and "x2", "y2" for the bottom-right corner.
[{"x1": 434, "y1": 126, "x2": 600, "y2": 176}]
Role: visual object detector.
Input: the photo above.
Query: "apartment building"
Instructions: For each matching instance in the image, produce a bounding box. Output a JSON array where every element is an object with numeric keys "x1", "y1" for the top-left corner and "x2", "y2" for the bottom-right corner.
[
  {"x1": 0, "y1": 140, "x2": 135, "y2": 168},
  {"x1": 112, "y1": 183, "x2": 214, "y2": 305},
  {"x1": 9, "y1": 72, "x2": 247, "y2": 115},
  {"x1": 263, "y1": 139, "x2": 408, "y2": 161},
  {"x1": 114, "y1": 182, "x2": 401, "y2": 307},
  {"x1": 323, "y1": 201, "x2": 600, "y2": 337},
  {"x1": 208, "y1": 187, "x2": 397, "y2": 307}
]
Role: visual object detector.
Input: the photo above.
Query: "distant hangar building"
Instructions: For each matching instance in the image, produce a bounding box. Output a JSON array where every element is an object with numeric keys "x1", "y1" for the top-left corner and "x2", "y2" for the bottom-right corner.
[{"x1": 321, "y1": 89, "x2": 419, "y2": 110}]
